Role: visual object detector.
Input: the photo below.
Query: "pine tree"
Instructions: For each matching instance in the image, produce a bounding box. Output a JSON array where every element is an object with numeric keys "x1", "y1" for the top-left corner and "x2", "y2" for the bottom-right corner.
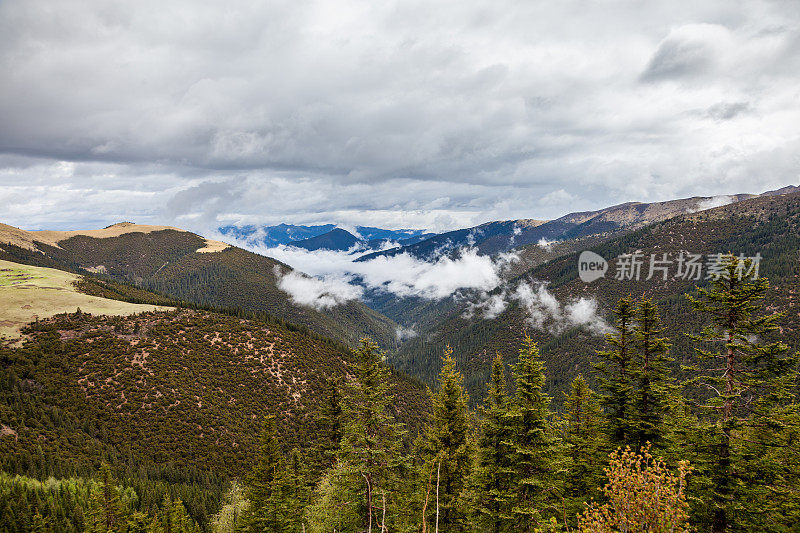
[
  {"x1": 473, "y1": 352, "x2": 515, "y2": 533},
  {"x1": 311, "y1": 376, "x2": 343, "y2": 481},
  {"x1": 154, "y1": 494, "x2": 198, "y2": 533},
  {"x1": 311, "y1": 338, "x2": 407, "y2": 532},
  {"x1": 737, "y1": 402, "x2": 800, "y2": 529},
  {"x1": 209, "y1": 482, "x2": 248, "y2": 533},
  {"x1": 593, "y1": 296, "x2": 636, "y2": 448},
  {"x1": 560, "y1": 374, "x2": 606, "y2": 525},
  {"x1": 85, "y1": 463, "x2": 125, "y2": 533},
  {"x1": 630, "y1": 298, "x2": 674, "y2": 451},
  {"x1": 686, "y1": 255, "x2": 798, "y2": 532},
  {"x1": 419, "y1": 346, "x2": 474, "y2": 531},
  {"x1": 507, "y1": 335, "x2": 563, "y2": 530},
  {"x1": 31, "y1": 510, "x2": 52, "y2": 533},
  {"x1": 243, "y1": 416, "x2": 289, "y2": 532},
  {"x1": 285, "y1": 450, "x2": 309, "y2": 533},
  {"x1": 125, "y1": 511, "x2": 149, "y2": 533}
]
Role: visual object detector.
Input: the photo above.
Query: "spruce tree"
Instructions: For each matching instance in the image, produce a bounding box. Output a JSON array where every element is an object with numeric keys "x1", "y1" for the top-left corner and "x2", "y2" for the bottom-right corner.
[
  {"x1": 560, "y1": 374, "x2": 606, "y2": 524},
  {"x1": 244, "y1": 416, "x2": 289, "y2": 532},
  {"x1": 630, "y1": 298, "x2": 674, "y2": 451},
  {"x1": 473, "y1": 352, "x2": 514, "y2": 532},
  {"x1": 593, "y1": 295, "x2": 636, "y2": 448},
  {"x1": 155, "y1": 494, "x2": 198, "y2": 533},
  {"x1": 419, "y1": 346, "x2": 474, "y2": 532},
  {"x1": 507, "y1": 335, "x2": 562, "y2": 530},
  {"x1": 686, "y1": 255, "x2": 798, "y2": 532},
  {"x1": 313, "y1": 338, "x2": 407, "y2": 532},
  {"x1": 312, "y1": 376, "x2": 343, "y2": 480},
  {"x1": 85, "y1": 463, "x2": 124, "y2": 533},
  {"x1": 285, "y1": 450, "x2": 309, "y2": 533}
]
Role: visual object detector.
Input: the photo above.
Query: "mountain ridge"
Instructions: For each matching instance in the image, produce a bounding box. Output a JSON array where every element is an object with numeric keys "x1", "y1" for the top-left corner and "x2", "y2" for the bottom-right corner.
[
  {"x1": 355, "y1": 186, "x2": 800, "y2": 262},
  {"x1": 0, "y1": 222, "x2": 399, "y2": 349}
]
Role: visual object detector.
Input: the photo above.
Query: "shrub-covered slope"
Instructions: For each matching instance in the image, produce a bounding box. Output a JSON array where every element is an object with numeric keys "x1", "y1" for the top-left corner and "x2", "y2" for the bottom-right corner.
[{"x1": 0, "y1": 310, "x2": 429, "y2": 480}]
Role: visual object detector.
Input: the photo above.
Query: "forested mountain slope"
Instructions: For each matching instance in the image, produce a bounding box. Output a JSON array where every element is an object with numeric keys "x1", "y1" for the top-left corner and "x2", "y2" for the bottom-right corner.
[
  {"x1": 0, "y1": 309, "x2": 429, "y2": 480},
  {"x1": 392, "y1": 191, "x2": 800, "y2": 404},
  {"x1": 0, "y1": 222, "x2": 398, "y2": 348}
]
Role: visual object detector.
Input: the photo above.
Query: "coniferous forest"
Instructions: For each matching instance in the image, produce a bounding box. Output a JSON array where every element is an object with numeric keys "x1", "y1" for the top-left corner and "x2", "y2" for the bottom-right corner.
[{"x1": 1, "y1": 254, "x2": 798, "y2": 532}]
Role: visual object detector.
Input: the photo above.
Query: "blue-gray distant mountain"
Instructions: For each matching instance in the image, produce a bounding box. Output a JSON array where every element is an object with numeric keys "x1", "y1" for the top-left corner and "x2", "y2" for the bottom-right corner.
[
  {"x1": 291, "y1": 228, "x2": 361, "y2": 251},
  {"x1": 291, "y1": 228, "x2": 438, "y2": 252},
  {"x1": 218, "y1": 223, "x2": 430, "y2": 249},
  {"x1": 357, "y1": 185, "x2": 800, "y2": 262},
  {"x1": 218, "y1": 223, "x2": 337, "y2": 247}
]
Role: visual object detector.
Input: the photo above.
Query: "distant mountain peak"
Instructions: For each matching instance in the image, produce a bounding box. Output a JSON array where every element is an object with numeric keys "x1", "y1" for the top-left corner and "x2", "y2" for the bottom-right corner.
[{"x1": 291, "y1": 228, "x2": 361, "y2": 252}]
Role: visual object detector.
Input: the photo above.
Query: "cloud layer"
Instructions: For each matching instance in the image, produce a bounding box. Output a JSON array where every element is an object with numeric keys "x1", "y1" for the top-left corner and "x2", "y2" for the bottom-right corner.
[
  {"x1": 465, "y1": 282, "x2": 610, "y2": 335},
  {"x1": 246, "y1": 239, "x2": 518, "y2": 304},
  {"x1": 2, "y1": 1, "x2": 799, "y2": 231},
  {"x1": 262, "y1": 236, "x2": 608, "y2": 336}
]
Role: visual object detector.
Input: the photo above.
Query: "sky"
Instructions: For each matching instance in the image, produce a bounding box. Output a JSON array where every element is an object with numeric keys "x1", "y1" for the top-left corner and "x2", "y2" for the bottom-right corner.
[{"x1": 1, "y1": 0, "x2": 799, "y2": 234}]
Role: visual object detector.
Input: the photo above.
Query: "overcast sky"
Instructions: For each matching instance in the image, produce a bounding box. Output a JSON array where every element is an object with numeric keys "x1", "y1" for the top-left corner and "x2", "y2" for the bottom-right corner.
[{"x1": 1, "y1": 0, "x2": 798, "y2": 234}]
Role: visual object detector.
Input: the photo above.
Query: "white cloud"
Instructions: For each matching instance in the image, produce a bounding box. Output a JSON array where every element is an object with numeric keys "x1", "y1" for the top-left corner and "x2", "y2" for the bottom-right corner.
[
  {"x1": 395, "y1": 325, "x2": 418, "y2": 341},
  {"x1": 463, "y1": 290, "x2": 509, "y2": 320},
  {"x1": 565, "y1": 297, "x2": 611, "y2": 335},
  {"x1": 691, "y1": 195, "x2": 734, "y2": 212},
  {"x1": 242, "y1": 230, "x2": 608, "y2": 335},
  {"x1": 537, "y1": 237, "x2": 554, "y2": 251},
  {"x1": 273, "y1": 266, "x2": 363, "y2": 310},
  {"x1": 233, "y1": 236, "x2": 521, "y2": 308},
  {"x1": 511, "y1": 282, "x2": 609, "y2": 335}
]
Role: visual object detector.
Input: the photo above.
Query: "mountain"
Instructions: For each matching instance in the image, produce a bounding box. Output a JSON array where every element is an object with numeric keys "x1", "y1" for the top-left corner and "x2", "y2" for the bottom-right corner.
[
  {"x1": 219, "y1": 223, "x2": 338, "y2": 247},
  {"x1": 0, "y1": 307, "x2": 429, "y2": 481},
  {"x1": 358, "y1": 186, "x2": 800, "y2": 263},
  {"x1": 0, "y1": 222, "x2": 399, "y2": 348},
  {"x1": 0, "y1": 259, "x2": 173, "y2": 339},
  {"x1": 291, "y1": 228, "x2": 362, "y2": 252},
  {"x1": 355, "y1": 225, "x2": 431, "y2": 241},
  {"x1": 357, "y1": 219, "x2": 546, "y2": 261},
  {"x1": 218, "y1": 223, "x2": 431, "y2": 249},
  {"x1": 389, "y1": 190, "x2": 800, "y2": 404}
]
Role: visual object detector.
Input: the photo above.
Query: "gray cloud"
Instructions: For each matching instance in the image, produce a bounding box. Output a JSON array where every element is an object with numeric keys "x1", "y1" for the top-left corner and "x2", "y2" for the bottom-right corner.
[
  {"x1": 640, "y1": 25, "x2": 723, "y2": 81},
  {"x1": 705, "y1": 101, "x2": 751, "y2": 121},
  {"x1": 0, "y1": 1, "x2": 799, "y2": 232}
]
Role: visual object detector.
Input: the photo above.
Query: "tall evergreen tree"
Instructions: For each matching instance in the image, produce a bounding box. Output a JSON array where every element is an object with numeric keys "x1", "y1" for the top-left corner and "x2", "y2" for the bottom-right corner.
[
  {"x1": 154, "y1": 494, "x2": 198, "y2": 533},
  {"x1": 593, "y1": 295, "x2": 636, "y2": 448},
  {"x1": 419, "y1": 346, "x2": 474, "y2": 531},
  {"x1": 310, "y1": 338, "x2": 407, "y2": 532},
  {"x1": 311, "y1": 376, "x2": 343, "y2": 481},
  {"x1": 85, "y1": 463, "x2": 124, "y2": 533},
  {"x1": 285, "y1": 449, "x2": 309, "y2": 533},
  {"x1": 686, "y1": 255, "x2": 798, "y2": 532},
  {"x1": 243, "y1": 416, "x2": 289, "y2": 532},
  {"x1": 630, "y1": 298, "x2": 674, "y2": 451},
  {"x1": 560, "y1": 374, "x2": 606, "y2": 524},
  {"x1": 473, "y1": 352, "x2": 515, "y2": 533},
  {"x1": 507, "y1": 336, "x2": 563, "y2": 530}
]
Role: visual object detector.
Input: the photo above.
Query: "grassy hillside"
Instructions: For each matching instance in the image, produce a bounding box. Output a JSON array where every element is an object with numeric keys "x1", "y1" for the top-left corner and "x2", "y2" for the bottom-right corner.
[
  {"x1": 0, "y1": 223, "x2": 399, "y2": 349},
  {"x1": 0, "y1": 259, "x2": 172, "y2": 340},
  {"x1": 0, "y1": 309, "x2": 429, "y2": 482},
  {"x1": 392, "y1": 192, "x2": 800, "y2": 404}
]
